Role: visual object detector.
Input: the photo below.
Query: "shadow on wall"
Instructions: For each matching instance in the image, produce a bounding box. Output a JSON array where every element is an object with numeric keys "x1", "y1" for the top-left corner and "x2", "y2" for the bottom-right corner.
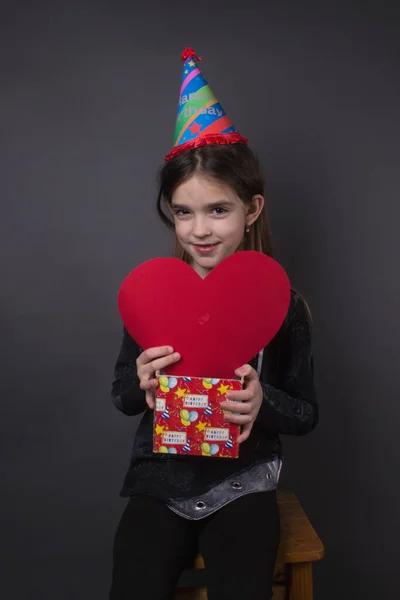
[{"x1": 254, "y1": 136, "x2": 376, "y2": 597}]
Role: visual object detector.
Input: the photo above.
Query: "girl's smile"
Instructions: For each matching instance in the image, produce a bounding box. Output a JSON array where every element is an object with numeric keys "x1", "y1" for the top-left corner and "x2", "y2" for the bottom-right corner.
[{"x1": 192, "y1": 242, "x2": 220, "y2": 255}]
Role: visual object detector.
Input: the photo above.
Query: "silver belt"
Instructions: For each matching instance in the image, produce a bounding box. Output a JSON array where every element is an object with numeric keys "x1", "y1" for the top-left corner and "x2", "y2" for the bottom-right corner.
[{"x1": 167, "y1": 456, "x2": 282, "y2": 520}]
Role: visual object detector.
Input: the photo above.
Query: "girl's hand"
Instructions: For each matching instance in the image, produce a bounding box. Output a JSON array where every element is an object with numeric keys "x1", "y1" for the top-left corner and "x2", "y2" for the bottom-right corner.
[
  {"x1": 136, "y1": 347, "x2": 181, "y2": 409},
  {"x1": 220, "y1": 364, "x2": 263, "y2": 444}
]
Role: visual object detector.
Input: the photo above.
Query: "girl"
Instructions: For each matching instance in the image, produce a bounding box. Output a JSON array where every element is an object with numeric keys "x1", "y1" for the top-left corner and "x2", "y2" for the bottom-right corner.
[{"x1": 109, "y1": 50, "x2": 318, "y2": 600}]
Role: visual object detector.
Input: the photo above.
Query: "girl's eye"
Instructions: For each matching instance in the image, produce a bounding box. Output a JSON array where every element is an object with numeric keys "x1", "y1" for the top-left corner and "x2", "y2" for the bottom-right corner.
[
  {"x1": 172, "y1": 207, "x2": 228, "y2": 217},
  {"x1": 212, "y1": 207, "x2": 228, "y2": 215}
]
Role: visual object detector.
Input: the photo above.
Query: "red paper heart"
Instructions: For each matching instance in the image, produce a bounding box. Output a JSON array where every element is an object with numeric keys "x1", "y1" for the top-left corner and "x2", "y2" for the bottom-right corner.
[{"x1": 118, "y1": 251, "x2": 291, "y2": 379}]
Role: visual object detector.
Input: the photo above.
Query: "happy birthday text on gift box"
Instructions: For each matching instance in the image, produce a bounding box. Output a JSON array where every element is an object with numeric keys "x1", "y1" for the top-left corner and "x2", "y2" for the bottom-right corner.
[{"x1": 153, "y1": 375, "x2": 243, "y2": 458}]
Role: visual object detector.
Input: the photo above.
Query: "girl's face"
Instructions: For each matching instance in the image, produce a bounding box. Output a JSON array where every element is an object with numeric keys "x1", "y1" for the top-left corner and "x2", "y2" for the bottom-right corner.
[{"x1": 170, "y1": 173, "x2": 263, "y2": 278}]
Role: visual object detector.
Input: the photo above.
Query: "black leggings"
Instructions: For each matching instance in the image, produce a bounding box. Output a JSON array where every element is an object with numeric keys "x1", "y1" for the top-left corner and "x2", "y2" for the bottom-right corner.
[{"x1": 110, "y1": 491, "x2": 280, "y2": 600}]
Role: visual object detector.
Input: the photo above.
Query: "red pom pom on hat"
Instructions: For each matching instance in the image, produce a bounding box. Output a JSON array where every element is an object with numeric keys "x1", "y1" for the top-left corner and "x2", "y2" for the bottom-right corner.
[{"x1": 181, "y1": 47, "x2": 201, "y2": 62}]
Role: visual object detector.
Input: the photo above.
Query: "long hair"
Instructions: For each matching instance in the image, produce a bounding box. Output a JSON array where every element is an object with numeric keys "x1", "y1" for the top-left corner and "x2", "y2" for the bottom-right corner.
[{"x1": 156, "y1": 143, "x2": 274, "y2": 261}]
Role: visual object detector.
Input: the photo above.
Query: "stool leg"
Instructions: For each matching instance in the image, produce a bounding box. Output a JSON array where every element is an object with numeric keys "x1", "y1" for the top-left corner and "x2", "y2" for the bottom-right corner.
[
  {"x1": 173, "y1": 587, "x2": 207, "y2": 599},
  {"x1": 289, "y1": 562, "x2": 313, "y2": 600}
]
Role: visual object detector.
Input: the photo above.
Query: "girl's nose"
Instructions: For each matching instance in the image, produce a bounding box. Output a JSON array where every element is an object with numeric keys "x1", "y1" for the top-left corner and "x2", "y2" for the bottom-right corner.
[{"x1": 192, "y1": 217, "x2": 211, "y2": 238}]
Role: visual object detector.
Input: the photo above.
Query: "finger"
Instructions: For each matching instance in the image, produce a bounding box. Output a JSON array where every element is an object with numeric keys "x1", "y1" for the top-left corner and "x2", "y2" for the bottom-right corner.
[
  {"x1": 141, "y1": 378, "x2": 159, "y2": 391},
  {"x1": 148, "y1": 352, "x2": 181, "y2": 374},
  {"x1": 140, "y1": 378, "x2": 159, "y2": 391},
  {"x1": 146, "y1": 389, "x2": 156, "y2": 409},
  {"x1": 138, "y1": 352, "x2": 181, "y2": 381},
  {"x1": 235, "y1": 364, "x2": 258, "y2": 380},
  {"x1": 137, "y1": 346, "x2": 175, "y2": 366},
  {"x1": 223, "y1": 413, "x2": 252, "y2": 425},
  {"x1": 223, "y1": 389, "x2": 253, "y2": 403},
  {"x1": 221, "y1": 400, "x2": 252, "y2": 414},
  {"x1": 237, "y1": 423, "x2": 252, "y2": 444}
]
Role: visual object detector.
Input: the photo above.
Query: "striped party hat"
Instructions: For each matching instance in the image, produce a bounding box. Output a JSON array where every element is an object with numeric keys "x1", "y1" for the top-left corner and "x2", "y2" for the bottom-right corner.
[
  {"x1": 165, "y1": 48, "x2": 247, "y2": 161},
  {"x1": 204, "y1": 402, "x2": 213, "y2": 417},
  {"x1": 182, "y1": 438, "x2": 192, "y2": 452},
  {"x1": 225, "y1": 436, "x2": 234, "y2": 449},
  {"x1": 161, "y1": 407, "x2": 170, "y2": 420}
]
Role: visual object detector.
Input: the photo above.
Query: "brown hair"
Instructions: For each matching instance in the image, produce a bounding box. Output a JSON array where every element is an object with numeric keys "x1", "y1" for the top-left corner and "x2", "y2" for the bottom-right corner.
[{"x1": 156, "y1": 143, "x2": 274, "y2": 261}]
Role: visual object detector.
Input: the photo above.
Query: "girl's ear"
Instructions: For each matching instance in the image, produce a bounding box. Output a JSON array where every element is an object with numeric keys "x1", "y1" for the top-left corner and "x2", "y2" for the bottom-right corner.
[{"x1": 246, "y1": 195, "x2": 265, "y2": 226}]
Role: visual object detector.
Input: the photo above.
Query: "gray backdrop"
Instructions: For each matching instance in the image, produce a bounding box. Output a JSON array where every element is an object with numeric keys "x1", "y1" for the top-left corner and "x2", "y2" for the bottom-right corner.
[{"x1": 1, "y1": 1, "x2": 399, "y2": 599}]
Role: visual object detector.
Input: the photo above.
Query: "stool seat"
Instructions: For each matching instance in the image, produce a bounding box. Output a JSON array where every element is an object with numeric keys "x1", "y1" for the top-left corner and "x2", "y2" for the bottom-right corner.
[{"x1": 175, "y1": 489, "x2": 324, "y2": 600}]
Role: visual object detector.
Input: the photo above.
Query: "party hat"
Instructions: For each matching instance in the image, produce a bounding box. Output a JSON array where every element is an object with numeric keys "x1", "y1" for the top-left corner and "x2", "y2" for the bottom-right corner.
[{"x1": 165, "y1": 48, "x2": 247, "y2": 160}]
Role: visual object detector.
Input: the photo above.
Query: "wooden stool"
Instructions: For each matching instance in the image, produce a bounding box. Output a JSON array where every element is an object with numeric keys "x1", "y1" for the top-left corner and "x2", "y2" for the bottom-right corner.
[{"x1": 174, "y1": 489, "x2": 324, "y2": 600}]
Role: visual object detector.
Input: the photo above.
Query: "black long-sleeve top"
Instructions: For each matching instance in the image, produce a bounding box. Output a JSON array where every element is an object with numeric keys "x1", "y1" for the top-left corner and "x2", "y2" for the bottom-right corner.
[{"x1": 111, "y1": 290, "x2": 318, "y2": 500}]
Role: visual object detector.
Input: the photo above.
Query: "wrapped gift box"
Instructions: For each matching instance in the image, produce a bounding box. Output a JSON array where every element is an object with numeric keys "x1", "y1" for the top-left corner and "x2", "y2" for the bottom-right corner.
[{"x1": 153, "y1": 375, "x2": 243, "y2": 458}]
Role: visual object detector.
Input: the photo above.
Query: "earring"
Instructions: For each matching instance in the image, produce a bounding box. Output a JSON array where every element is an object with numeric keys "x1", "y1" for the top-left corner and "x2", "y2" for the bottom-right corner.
[{"x1": 245, "y1": 225, "x2": 250, "y2": 233}]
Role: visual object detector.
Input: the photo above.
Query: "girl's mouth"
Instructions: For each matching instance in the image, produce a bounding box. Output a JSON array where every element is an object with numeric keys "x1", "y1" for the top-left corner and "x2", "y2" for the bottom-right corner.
[{"x1": 192, "y1": 243, "x2": 220, "y2": 255}]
